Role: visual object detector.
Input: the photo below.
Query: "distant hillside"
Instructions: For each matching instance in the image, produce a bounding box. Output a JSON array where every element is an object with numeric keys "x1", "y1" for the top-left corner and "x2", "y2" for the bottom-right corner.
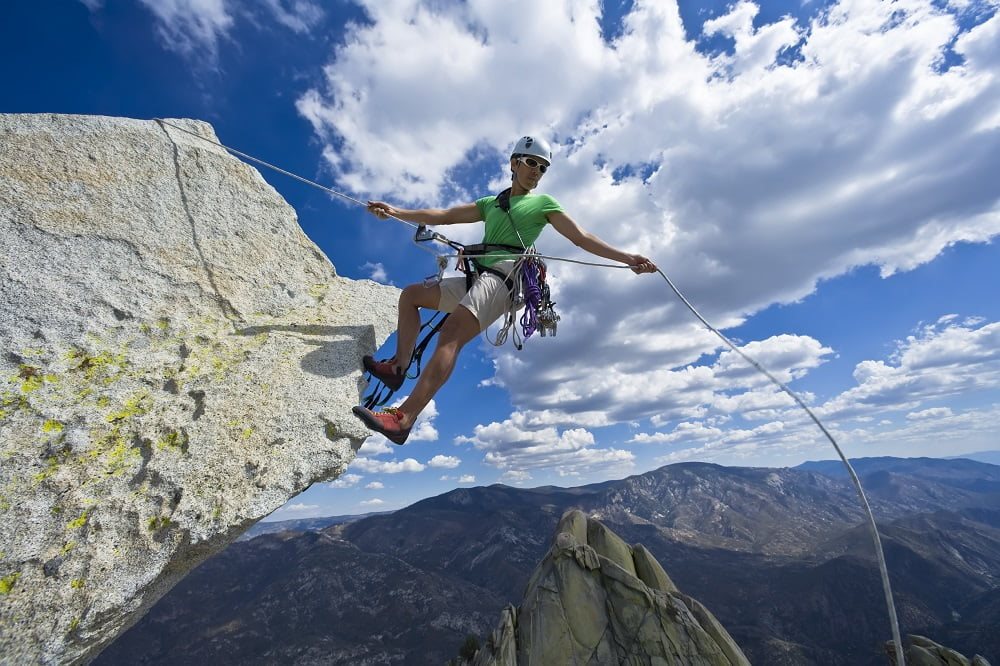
[
  {"x1": 949, "y1": 450, "x2": 1000, "y2": 466},
  {"x1": 97, "y1": 457, "x2": 1000, "y2": 666},
  {"x1": 796, "y1": 456, "x2": 1000, "y2": 495},
  {"x1": 239, "y1": 512, "x2": 392, "y2": 541},
  {"x1": 796, "y1": 455, "x2": 1000, "y2": 479}
]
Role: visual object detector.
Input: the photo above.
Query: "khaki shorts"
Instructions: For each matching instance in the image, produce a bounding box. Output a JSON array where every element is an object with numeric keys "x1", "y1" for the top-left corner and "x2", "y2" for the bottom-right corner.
[{"x1": 438, "y1": 259, "x2": 523, "y2": 331}]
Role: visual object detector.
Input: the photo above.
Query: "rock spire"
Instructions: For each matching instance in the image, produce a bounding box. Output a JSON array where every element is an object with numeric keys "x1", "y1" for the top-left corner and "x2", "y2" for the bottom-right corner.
[{"x1": 470, "y1": 509, "x2": 750, "y2": 665}]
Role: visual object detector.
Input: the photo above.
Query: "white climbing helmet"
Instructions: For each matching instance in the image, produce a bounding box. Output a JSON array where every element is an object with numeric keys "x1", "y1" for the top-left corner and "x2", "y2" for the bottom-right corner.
[{"x1": 511, "y1": 135, "x2": 553, "y2": 165}]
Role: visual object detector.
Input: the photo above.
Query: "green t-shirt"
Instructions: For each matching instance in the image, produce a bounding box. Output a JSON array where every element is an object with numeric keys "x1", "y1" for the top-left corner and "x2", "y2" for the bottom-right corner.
[{"x1": 473, "y1": 193, "x2": 564, "y2": 267}]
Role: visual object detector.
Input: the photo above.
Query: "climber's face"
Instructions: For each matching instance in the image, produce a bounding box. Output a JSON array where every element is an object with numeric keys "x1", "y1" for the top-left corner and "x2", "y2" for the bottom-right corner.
[{"x1": 511, "y1": 155, "x2": 548, "y2": 191}]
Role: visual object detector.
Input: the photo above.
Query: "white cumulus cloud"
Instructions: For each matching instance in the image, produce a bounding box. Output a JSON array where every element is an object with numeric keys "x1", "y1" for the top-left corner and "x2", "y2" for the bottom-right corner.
[
  {"x1": 351, "y1": 457, "x2": 426, "y2": 474},
  {"x1": 427, "y1": 454, "x2": 461, "y2": 468},
  {"x1": 362, "y1": 261, "x2": 391, "y2": 284},
  {"x1": 328, "y1": 473, "x2": 362, "y2": 488},
  {"x1": 284, "y1": 502, "x2": 318, "y2": 512},
  {"x1": 907, "y1": 407, "x2": 954, "y2": 420},
  {"x1": 457, "y1": 415, "x2": 634, "y2": 477},
  {"x1": 499, "y1": 470, "x2": 533, "y2": 485},
  {"x1": 358, "y1": 439, "x2": 395, "y2": 457},
  {"x1": 640, "y1": 318, "x2": 1000, "y2": 465},
  {"x1": 296, "y1": 0, "x2": 1000, "y2": 471},
  {"x1": 823, "y1": 319, "x2": 1000, "y2": 420}
]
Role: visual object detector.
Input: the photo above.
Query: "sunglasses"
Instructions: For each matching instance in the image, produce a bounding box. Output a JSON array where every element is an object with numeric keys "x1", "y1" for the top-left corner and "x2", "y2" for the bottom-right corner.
[{"x1": 517, "y1": 156, "x2": 548, "y2": 173}]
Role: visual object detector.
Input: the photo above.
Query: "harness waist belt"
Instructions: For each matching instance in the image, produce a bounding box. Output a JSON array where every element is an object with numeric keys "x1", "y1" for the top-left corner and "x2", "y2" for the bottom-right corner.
[
  {"x1": 460, "y1": 243, "x2": 524, "y2": 293},
  {"x1": 463, "y1": 243, "x2": 525, "y2": 259}
]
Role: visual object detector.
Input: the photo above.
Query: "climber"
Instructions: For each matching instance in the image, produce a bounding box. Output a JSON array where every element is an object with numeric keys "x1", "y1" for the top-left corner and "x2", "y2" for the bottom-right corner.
[{"x1": 351, "y1": 135, "x2": 657, "y2": 444}]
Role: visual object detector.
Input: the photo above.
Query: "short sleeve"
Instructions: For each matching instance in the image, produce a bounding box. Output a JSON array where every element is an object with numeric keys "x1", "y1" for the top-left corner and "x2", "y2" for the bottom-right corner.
[
  {"x1": 538, "y1": 194, "x2": 563, "y2": 217},
  {"x1": 475, "y1": 195, "x2": 496, "y2": 220}
]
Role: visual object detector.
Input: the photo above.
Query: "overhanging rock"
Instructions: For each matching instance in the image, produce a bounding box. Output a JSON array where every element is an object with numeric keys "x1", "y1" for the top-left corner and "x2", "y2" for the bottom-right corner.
[{"x1": 0, "y1": 113, "x2": 398, "y2": 663}]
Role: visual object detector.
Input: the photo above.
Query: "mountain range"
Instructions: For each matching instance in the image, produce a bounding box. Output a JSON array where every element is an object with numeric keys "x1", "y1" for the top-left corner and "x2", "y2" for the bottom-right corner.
[{"x1": 95, "y1": 457, "x2": 1000, "y2": 665}]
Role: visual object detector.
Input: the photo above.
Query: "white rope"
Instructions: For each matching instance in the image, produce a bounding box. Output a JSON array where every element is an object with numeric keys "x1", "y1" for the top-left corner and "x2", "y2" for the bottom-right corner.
[
  {"x1": 154, "y1": 118, "x2": 905, "y2": 664},
  {"x1": 412, "y1": 270, "x2": 908, "y2": 666},
  {"x1": 154, "y1": 118, "x2": 423, "y2": 232},
  {"x1": 652, "y1": 269, "x2": 905, "y2": 666}
]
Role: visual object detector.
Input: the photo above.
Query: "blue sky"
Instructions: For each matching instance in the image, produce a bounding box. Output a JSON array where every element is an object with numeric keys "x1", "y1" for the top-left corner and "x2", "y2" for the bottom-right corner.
[{"x1": 3, "y1": 0, "x2": 998, "y2": 519}]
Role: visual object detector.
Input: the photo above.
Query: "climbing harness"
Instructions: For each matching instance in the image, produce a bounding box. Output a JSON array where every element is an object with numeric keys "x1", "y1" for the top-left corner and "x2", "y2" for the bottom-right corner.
[
  {"x1": 476, "y1": 186, "x2": 561, "y2": 349},
  {"x1": 411, "y1": 181, "x2": 563, "y2": 351},
  {"x1": 361, "y1": 221, "x2": 557, "y2": 407},
  {"x1": 153, "y1": 118, "x2": 905, "y2": 665}
]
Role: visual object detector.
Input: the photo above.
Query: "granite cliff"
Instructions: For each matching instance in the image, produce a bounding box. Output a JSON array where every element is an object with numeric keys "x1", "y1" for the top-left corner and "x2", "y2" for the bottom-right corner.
[{"x1": 0, "y1": 113, "x2": 397, "y2": 663}]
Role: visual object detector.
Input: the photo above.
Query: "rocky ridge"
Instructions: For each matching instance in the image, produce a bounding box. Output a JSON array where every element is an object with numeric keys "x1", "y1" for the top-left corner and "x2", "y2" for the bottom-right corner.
[
  {"x1": 0, "y1": 113, "x2": 397, "y2": 663},
  {"x1": 93, "y1": 458, "x2": 1000, "y2": 664},
  {"x1": 886, "y1": 635, "x2": 992, "y2": 666},
  {"x1": 471, "y1": 509, "x2": 749, "y2": 665}
]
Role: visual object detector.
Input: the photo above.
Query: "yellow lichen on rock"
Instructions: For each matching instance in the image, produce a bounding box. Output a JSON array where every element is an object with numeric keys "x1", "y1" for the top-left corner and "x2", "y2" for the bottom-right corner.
[{"x1": 0, "y1": 113, "x2": 400, "y2": 665}]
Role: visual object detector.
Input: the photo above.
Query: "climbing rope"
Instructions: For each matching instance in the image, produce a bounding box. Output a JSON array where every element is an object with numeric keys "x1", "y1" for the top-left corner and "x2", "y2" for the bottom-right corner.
[
  {"x1": 155, "y1": 118, "x2": 427, "y2": 232},
  {"x1": 154, "y1": 117, "x2": 905, "y2": 665},
  {"x1": 520, "y1": 260, "x2": 544, "y2": 338},
  {"x1": 654, "y1": 268, "x2": 905, "y2": 666}
]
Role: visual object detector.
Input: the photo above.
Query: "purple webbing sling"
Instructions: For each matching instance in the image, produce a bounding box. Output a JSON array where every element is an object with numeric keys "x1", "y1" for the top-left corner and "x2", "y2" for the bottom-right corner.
[{"x1": 520, "y1": 260, "x2": 542, "y2": 339}]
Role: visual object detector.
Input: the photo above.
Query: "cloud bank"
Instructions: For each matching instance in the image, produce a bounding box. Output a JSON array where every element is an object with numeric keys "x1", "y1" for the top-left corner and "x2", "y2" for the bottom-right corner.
[
  {"x1": 298, "y1": 0, "x2": 998, "y2": 475},
  {"x1": 104, "y1": 0, "x2": 998, "y2": 477}
]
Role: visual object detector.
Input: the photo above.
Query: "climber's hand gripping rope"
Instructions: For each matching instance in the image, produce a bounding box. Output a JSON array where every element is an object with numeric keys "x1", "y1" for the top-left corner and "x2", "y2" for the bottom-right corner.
[{"x1": 625, "y1": 253, "x2": 657, "y2": 274}]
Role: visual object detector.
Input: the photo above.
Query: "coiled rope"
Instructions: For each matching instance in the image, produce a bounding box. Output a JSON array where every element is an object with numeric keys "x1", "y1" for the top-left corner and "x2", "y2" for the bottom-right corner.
[
  {"x1": 519, "y1": 260, "x2": 543, "y2": 338},
  {"x1": 154, "y1": 118, "x2": 905, "y2": 665}
]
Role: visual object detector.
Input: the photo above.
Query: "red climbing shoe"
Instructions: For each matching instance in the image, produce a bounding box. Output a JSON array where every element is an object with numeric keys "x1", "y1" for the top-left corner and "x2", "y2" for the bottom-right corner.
[
  {"x1": 363, "y1": 355, "x2": 405, "y2": 390},
  {"x1": 351, "y1": 406, "x2": 411, "y2": 445}
]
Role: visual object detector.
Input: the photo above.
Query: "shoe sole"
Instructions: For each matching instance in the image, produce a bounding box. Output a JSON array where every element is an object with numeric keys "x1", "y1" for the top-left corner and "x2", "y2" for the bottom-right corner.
[{"x1": 351, "y1": 406, "x2": 409, "y2": 445}]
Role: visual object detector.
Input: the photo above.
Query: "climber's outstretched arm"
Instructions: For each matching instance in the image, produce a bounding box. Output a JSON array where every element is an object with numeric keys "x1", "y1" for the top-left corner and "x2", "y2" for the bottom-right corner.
[
  {"x1": 366, "y1": 201, "x2": 481, "y2": 226},
  {"x1": 547, "y1": 211, "x2": 657, "y2": 274}
]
